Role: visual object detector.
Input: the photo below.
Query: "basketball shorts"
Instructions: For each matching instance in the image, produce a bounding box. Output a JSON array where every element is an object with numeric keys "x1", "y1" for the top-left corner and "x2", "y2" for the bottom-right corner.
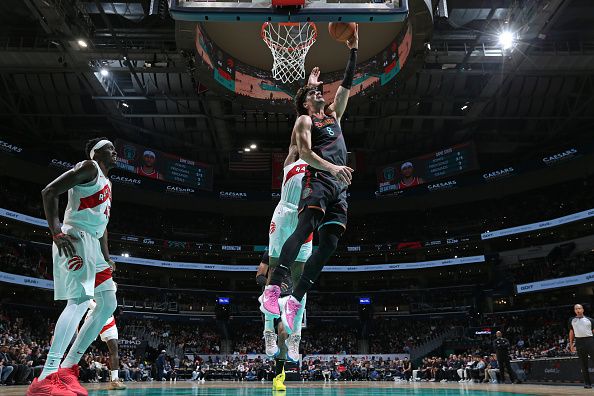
[
  {"x1": 53, "y1": 226, "x2": 116, "y2": 301},
  {"x1": 99, "y1": 318, "x2": 118, "y2": 342},
  {"x1": 269, "y1": 200, "x2": 313, "y2": 262},
  {"x1": 299, "y1": 169, "x2": 348, "y2": 230}
]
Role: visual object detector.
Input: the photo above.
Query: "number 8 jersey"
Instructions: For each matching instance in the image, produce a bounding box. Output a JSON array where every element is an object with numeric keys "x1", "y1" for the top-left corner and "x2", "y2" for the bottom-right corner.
[{"x1": 310, "y1": 114, "x2": 347, "y2": 168}]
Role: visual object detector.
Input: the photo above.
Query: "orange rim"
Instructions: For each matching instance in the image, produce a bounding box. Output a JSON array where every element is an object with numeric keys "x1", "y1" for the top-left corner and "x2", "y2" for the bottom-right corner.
[{"x1": 261, "y1": 22, "x2": 317, "y2": 52}]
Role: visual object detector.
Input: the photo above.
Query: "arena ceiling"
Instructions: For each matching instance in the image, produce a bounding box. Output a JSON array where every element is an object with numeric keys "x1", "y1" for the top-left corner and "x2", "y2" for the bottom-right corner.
[{"x1": 0, "y1": 0, "x2": 593, "y2": 187}]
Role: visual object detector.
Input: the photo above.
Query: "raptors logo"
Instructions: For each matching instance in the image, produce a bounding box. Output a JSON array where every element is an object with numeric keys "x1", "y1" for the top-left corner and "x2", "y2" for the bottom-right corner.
[
  {"x1": 68, "y1": 256, "x2": 83, "y2": 271},
  {"x1": 269, "y1": 221, "x2": 276, "y2": 235}
]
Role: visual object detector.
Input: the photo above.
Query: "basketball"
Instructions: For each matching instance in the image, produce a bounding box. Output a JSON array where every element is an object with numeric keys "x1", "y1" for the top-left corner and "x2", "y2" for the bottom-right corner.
[{"x1": 328, "y1": 22, "x2": 356, "y2": 42}]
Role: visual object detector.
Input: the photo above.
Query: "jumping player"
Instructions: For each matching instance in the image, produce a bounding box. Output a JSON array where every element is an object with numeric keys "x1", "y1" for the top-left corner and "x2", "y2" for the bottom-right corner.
[
  {"x1": 256, "y1": 143, "x2": 312, "y2": 391},
  {"x1": 259, "y1": 27, "x2": 358, "y2": 334},
  {"x1": 83, "y1": 300, "x2": 126, "y2": 390},
  {"x1": 28, "y1": 138, "x2": 118, "y2": 396}
]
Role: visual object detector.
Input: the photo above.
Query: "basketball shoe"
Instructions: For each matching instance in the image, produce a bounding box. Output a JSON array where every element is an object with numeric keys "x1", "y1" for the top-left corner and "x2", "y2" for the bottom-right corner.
[
  {"x1": 264, "y1": 330, "x2": 279, "y2": 357},
  {"x1": 57, "y1": 366, "x2": 88, "y2": 396},
  {"x1": 285, "y1": 333, "x2": 301, "y2": 363},
  {"x1": 272, "y1": 368, "x2": 286, "y2": 391},
  {"x1": 26, "y1": 373, "x2": 77, "y2": 396},
  {"x1": 259, "y1": 285, "x2": 281, "y2": 318},
  {"x1": 280, "y1": 296, "x2": 302, "y2": 334}
]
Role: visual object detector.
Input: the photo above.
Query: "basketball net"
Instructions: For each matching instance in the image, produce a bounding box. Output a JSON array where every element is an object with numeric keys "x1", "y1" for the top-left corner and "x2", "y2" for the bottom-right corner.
[{"x1": 261, "y1": 22, "x2": 317, "y2": 84}]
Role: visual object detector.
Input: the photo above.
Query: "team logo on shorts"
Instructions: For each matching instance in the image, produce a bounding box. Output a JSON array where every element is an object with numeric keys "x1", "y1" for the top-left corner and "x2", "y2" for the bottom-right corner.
[
  {"x1": 269, "y1": 221, "x2": 276, "y2": 235},
  {"x1": 301, "y1": 187, "x2": 313, "y2": 199},
  {"x1": 68, "y1": 256, "x2": 84, "y2": 271}
]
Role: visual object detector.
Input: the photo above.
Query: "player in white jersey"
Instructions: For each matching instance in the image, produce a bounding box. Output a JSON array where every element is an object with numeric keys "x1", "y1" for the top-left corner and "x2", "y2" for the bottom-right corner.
[
  {"x1": 82, "y1": 300, "x2": 126, "y2": 390},
  {"x1": 257, "y1": 144, "x2": 311, "y2": 392},
  {"x1": 28, "y1": 138, "x2": 119, "y2": 396}
]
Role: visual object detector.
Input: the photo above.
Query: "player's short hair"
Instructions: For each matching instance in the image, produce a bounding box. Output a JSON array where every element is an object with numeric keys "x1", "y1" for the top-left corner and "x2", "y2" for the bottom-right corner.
[
  {"x1": 85, "y1": 137, "x2": 110, "y2": 159},
  {"x1": 294, "y1": 85, "x2": 316, "y2": 116}
]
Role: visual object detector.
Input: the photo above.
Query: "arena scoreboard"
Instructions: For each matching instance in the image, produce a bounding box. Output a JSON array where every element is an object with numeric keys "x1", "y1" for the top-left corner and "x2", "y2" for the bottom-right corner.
[
  {"x1": 115, "y1": 139, "x2": 213, "y2": 191},
  {"x1": 377, "y1": 142, "x2": 479, "y2": 193}
]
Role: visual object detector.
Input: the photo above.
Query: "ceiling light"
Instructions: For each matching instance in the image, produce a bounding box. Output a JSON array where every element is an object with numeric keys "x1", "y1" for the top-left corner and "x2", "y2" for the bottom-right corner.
[
  {"x1": 77, "y1": 39, "x2": 88, "y2": 48},
  {"x1": 250, "y1": 144, "x2": 257, "y2": 149},
  {"x1": 461, "y1": 104, "x2": 468, "y2": 110},
  {"x1": 100, "y1": 68, "x2": 109, "y2": 77},
  {"x1": 499, "y1": 31, "x2": 514, "y2": 50},
  {"x1": 244, "y1": 148, "x2": 251, "y2": 152},
  {"x1": 122, "y1": 102, "x2": 129, "y2": 108}
]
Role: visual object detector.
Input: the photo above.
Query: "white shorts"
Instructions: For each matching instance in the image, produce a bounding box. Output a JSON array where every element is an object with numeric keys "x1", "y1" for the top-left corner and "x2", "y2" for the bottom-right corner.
[
  {"x1": 100, "y1": 318, "x2": 118, "y2": 342},
  {"x1": 53, "y1": 226, "x2": 116, "y2": 301},
  {"x1": 269, "y1": 201, "x2": 312, "y2": 262}
]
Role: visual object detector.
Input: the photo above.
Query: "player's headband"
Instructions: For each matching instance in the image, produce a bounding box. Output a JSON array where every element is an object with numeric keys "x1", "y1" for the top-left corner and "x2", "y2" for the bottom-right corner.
[
  {"x1": 90, "y1": 139, "x2": 113, "y2": 159},
  {"x1": 401, "y1": 161, "x2": 413, "y2": 170}
]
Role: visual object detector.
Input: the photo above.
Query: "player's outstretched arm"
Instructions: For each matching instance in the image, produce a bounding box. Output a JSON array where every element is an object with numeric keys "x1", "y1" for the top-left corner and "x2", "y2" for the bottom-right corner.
[
  {"x1": 327, "y1": 24, "x2": 358, "y2": 121},
  {"x1": 295, "y1": 115, "x2": 354, "y2": 185},
  {"x1": 42, "y1": 160, "x2": 98, "y2": 257}
]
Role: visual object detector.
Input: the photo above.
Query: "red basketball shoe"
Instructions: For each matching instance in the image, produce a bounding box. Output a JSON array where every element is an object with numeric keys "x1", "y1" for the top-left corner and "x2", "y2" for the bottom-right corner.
[
  {"x1": 57, "y1": 366, "x2": 88, "y2": 396},
  {"x1": 26, "y1": 373, "x2": 77, "y2": 396}
]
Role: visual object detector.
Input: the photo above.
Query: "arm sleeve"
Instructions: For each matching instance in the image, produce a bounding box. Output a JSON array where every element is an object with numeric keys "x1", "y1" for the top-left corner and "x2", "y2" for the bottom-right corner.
[{"x1": 340, "y1": 48, "x2": 358, "y2": 89}]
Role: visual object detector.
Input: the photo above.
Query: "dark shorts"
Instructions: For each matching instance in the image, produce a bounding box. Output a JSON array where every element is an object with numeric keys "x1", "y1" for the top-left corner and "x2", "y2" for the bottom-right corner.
[{"x1": 298, "y1": 168, "x2": 348, "y2": 230}]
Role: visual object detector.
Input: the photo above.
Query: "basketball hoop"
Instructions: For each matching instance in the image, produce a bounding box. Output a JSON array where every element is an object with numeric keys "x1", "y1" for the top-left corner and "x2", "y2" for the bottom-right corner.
[{"x1": 261, "y1": 22, "x2": 317, "y2": 84}]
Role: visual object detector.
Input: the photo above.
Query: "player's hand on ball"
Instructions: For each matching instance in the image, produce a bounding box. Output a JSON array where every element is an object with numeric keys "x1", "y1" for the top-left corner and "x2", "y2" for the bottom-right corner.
[
  {"x1": 330, "y1": 165, "x2": 354, "y2": 186},
  {"x1": 308, "y1": 67, "x2": 323, "y2": 87},
  {"x1": 346, "y1": 24, "x2": 358, "y2": 50},
  {"x1": 53, "y1": 233, "x2": 77, "y2": 257}
]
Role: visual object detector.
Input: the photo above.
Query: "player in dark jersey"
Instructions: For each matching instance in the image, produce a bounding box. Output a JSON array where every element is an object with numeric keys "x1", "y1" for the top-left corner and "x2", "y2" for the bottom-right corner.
[{"x1": 259, "y1": 25, "x2": 358, "y2": 334}]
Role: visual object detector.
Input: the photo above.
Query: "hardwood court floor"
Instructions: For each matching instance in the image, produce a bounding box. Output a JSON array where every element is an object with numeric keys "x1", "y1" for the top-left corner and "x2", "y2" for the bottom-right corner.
[{"x1": 5, "y1": 380, "x2": 591, "y2": 395}]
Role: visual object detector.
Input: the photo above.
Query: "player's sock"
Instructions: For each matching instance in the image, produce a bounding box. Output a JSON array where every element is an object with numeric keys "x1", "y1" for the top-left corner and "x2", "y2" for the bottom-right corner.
[
  {"x1": 275, "y1": 359, "x2": 286, "y2": 376},
  {"x1": 111, "y1": 370, "x2": 119, "y2": 381},
  {"x1": 39, "y1": 299, "x2": 90, "y2": 380},
  {"x1": 264, "y1": 316, "x2": 275, "y2": 332},
  {"x1": 269, "y1": 210, "x2": 321, "y2": 286},
  {"x1": 293, "y1": 225, "x2": 341, "y2": 301},
  {"x1": 62, "y1": 290, "x2": 117, "y2": 368}
]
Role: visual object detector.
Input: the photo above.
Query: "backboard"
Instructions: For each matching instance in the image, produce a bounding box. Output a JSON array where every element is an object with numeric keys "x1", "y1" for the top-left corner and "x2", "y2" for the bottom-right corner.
[
  {"x1": 170, "y1": 0, "x2": 410, "y2": 23},
  {"x1": 172, "y1": 0, "x2": 434, "y2": 101}
]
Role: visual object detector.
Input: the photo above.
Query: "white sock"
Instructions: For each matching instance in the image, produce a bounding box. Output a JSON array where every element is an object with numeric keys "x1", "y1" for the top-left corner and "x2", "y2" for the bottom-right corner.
[
  {"x1": 62, "y1": 290, "x2": 117, "y2": 368},
  {"x1": 111, "y1": 370, "x2": 119, "y2": 381},
  {"x1": 264, "y1": 316, "x2": 275, "y2": 332},
  {"x1": 39, "y1": 299, "x2": 90, "y2": 380}
]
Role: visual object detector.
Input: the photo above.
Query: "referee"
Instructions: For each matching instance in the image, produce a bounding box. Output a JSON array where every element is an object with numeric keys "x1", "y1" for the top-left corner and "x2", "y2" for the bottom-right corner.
[
  {"x1": 569, "y1": 304, "x2": 594, "y2": 389},
  {"x1": 493, "y1": 331, "x2": 520, "y2": 384}
]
